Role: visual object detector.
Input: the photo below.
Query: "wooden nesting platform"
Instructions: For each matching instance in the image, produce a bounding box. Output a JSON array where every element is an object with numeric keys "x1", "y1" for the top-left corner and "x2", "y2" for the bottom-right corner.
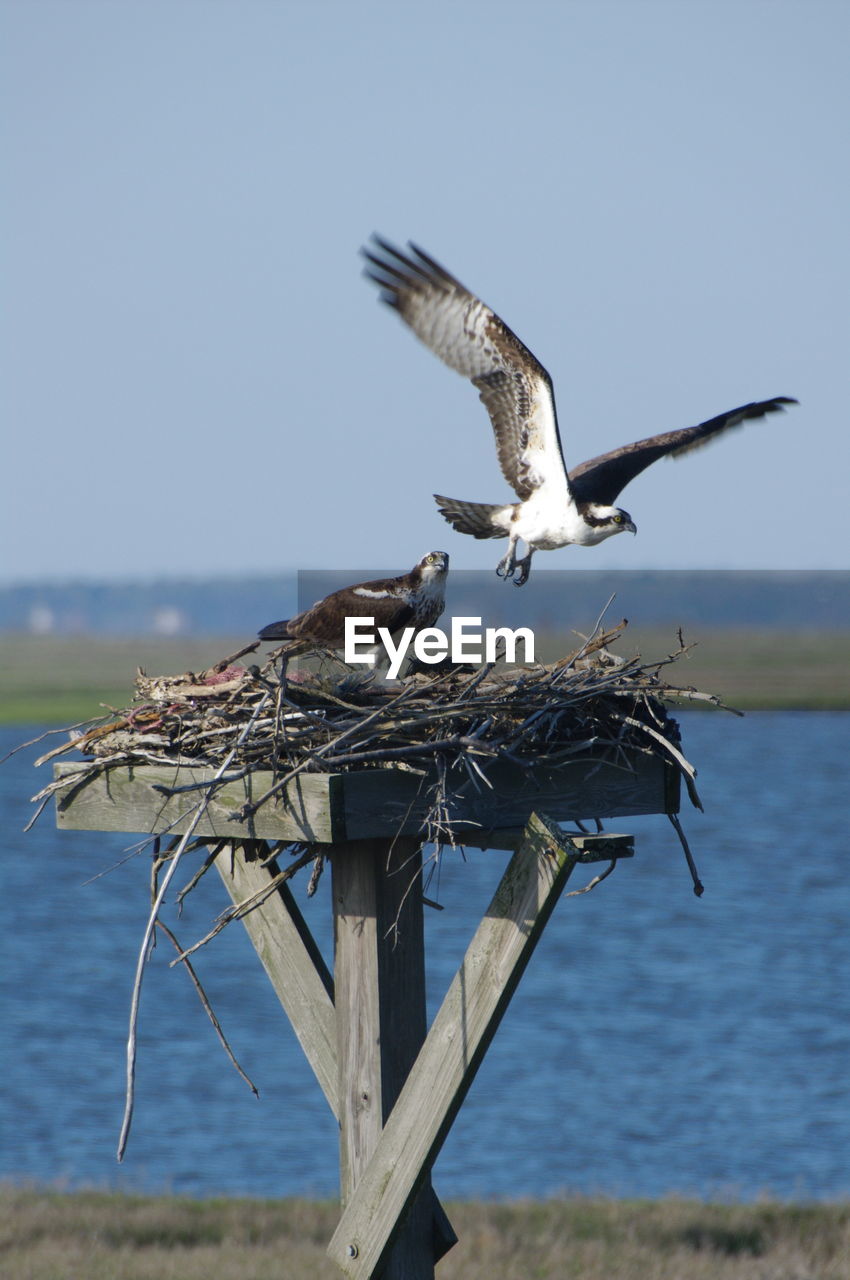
[
  {"x1": 52, "y1": 750, "x2": 678, "y2": 844},
  {"x1": 52, "y1": 749, "x2": 679, "y2": 1278}
]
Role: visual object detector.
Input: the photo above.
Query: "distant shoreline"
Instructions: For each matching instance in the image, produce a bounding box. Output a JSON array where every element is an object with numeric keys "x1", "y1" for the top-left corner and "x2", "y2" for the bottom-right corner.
[{"x1": 2, "y1": 569, "x2": 849, "y2": 637}]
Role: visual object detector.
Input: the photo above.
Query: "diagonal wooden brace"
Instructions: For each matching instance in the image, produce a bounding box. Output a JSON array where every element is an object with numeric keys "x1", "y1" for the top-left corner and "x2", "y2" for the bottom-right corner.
[
  {"x1": 326, "y1": 811, "x2": 587, "y2": 1279},
  {"x1": 212, "y1": 842, "x2": 338, "y2": 1111}
]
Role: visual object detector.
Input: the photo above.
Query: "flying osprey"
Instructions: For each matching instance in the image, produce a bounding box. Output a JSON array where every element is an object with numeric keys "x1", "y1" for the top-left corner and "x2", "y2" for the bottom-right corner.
[
  {"x1": 363, "y1": 236, "x2": 796, "y2": 585},
  {"x1": 258, "y1": 552, "x2": 449, "y2": 664}
]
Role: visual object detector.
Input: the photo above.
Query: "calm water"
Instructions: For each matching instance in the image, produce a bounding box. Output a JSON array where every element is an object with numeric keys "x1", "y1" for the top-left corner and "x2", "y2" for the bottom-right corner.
[{"x1": 1, "y1": 713, "x2": 848, "y2": 1201}]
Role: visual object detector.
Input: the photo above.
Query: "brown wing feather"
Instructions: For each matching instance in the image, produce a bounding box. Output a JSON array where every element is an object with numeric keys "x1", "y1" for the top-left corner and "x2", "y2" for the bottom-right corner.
[
  {"x1": 259, "y1": 575, "x2": 416, "y2": 647},
  {"x1": 569, "y1": 397, "x2": 797, "y2": 506},
  {"x1": 363, "y1": 237, "x2": 567, "y2": 500}
]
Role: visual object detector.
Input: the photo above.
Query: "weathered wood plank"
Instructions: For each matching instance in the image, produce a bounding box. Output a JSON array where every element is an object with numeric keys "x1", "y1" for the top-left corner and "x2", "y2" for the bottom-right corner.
[
  {"x1": 53, "y1": 761, "x2": 347, "y2": 842},
  {"x1": 212, "y1": 842, "x2": 338, "y2": 1114},
  {"x1": 458, "y1": 830, "x2": 635, "y2": 857},
  {"x1": 333, "y1": 842, "x2": 386, "y2": 1201},
  {"x1": 332, "y1": 838, "x2": 444, "y2": 1279},
  {"x1": 337, "y1": 752, "x2": 677, "y2": 838},
  {"x1": 326, "y1": 812, "x2": 582, "y2": 1279},
  {"x1": 53, "y1": 752, "x2": 676, "y2": 845}
]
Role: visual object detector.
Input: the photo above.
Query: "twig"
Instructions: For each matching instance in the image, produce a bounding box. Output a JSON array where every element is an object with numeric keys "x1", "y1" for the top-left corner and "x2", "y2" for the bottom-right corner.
[
  {"x1": 234, "y1": 680, "x2": 422, "y2": 819},
  {"x1": 117, "y1": 690, "x2": 271, "y2": 1162},
  {"x1": 0, "y1": 716, "x2": 110, "y2": 765},
  {"x1": 176, "y1": 842, "x2": 226, "y2": 906},
  {"x1": 155, "y1": 919, "x2": 259, "y2": 1097},
  {"x1": 169, "y1": 845, "x2": 318, "y2": 963},
  {"x1": 618, "y1": 711, "x2": 703, "y2": 810},
  {"x1": 565, "y1": 859, "x2": 618, "y2": 895},
  {"x1": 204, "y1": 641, "x2": 261, "y2": 674},
  {"x1": 307, "y1": 852, "x2": 325, "y2": 897},
  {"x1": 668, "y1": 811, "x2": 705, "y2": 897}
]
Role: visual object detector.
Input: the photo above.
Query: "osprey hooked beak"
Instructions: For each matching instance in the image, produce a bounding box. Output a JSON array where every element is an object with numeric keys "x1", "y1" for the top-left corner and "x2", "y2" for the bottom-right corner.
[{"x1": 419, "y1": 550, "x2": 450, "y2": 572}]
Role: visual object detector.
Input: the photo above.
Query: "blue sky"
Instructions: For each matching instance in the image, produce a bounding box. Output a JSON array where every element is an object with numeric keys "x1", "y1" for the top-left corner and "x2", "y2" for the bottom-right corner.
[{"x1": 3, "y1": 0, "x2": 848, "y2": 582}]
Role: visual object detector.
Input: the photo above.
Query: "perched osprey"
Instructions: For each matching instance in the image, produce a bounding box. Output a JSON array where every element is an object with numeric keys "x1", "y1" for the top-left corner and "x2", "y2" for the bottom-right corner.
[
  {"x1": 363, "y1": 236, "x2": 796, "y2": 585},
  {"x1": 258, "y1": 551, "x2": 449, "y2": 659}
]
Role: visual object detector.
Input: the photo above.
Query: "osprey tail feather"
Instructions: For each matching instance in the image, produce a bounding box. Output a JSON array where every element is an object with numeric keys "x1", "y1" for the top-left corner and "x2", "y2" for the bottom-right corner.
[
  {"x1": 258, "y1": 619, "x2": 292, "y2": 641},
  {"x1": 434, "y1": 494, "x2": 514, "y2": 540}
]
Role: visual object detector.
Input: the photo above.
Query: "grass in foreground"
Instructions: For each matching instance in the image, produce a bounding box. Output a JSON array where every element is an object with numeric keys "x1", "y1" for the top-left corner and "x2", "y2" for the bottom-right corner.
[{"x1": 1, "y1": 1188, "x2": 847, "y2": 1280}]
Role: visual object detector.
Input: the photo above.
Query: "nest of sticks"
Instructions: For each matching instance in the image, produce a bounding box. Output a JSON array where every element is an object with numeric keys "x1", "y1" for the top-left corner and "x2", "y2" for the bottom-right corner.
[{"x1": 31, "y1": 618, "x2": 722, "y2": 850}]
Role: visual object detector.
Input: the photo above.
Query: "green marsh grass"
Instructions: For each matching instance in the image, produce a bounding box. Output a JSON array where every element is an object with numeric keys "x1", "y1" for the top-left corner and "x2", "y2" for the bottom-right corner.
[
  {"x1": 1, "y1": 627, "x2": 848, "y2": 726},
  {"x1": 1, "y1": 1188, "x2": 847, "y2": 1279},
  {"x1": 0, "y1": 635, "x2": 247, "y2": 725}
]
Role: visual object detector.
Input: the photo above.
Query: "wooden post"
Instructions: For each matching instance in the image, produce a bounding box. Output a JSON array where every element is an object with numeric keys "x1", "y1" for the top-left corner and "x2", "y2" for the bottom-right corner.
[{"x1": 332, "y1": 837, "x2": 438, "y2": 1279}]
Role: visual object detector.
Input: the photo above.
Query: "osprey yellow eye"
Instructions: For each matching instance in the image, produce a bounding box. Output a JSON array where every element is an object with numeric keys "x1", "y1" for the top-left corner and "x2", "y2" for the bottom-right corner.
[{"x1": 614, "y1": 515, "x2": 623, "y2": 524}]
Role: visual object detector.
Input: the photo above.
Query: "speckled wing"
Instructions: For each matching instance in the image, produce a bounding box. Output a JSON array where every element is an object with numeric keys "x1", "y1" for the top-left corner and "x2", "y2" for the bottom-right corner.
[
  {"x1": 294, "y1": 581, "x2": 416, "y2": 644},
  {"x1": 568, "y1": 397, "x2": 798, "y2": 507},
  {"x1": 363, "y1": 237, "x2": 569, "y2": 501},
  {"x1": 259, "y1": 578, "x2": 416, "y2": 647}
]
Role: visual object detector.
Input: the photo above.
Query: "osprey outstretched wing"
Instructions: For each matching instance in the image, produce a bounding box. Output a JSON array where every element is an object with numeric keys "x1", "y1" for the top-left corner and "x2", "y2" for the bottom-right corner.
[
  {"x1": 567, "y1": 399, "x2": 797, "y2": 507},
  {"x1": 363, "y1": 236, "x2": 566, "y2": 505},
  {"x1": 363, "y1": 236, "x2": 796, "y2": 585}
]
